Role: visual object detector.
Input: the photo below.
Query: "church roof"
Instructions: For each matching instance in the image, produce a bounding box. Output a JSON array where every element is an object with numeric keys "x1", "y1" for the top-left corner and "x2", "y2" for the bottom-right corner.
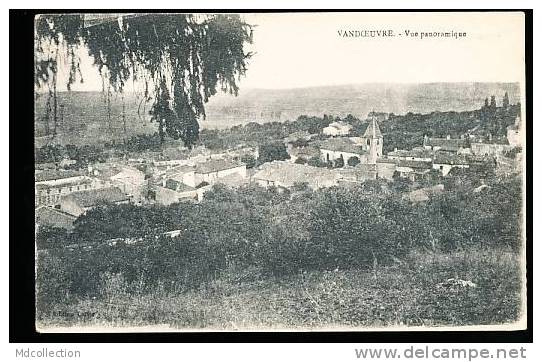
[
  {"x1": 317, "y1": 138, "x2": 366, "y2": 155},
  {"x1": 363, "y1": 118, "x2": 383, "y2": 138}
]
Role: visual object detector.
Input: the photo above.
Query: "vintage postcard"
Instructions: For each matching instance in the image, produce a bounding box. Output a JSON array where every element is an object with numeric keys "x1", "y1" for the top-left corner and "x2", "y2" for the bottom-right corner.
[{"x1": 34, "y1": 11, "x2": 527, "y2": 332}]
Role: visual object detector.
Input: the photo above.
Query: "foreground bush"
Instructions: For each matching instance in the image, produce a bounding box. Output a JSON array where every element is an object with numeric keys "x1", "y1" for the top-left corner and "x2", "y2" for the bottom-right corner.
[{"x1": 36, "y1": 175, "x2": 523, "y2": 312}]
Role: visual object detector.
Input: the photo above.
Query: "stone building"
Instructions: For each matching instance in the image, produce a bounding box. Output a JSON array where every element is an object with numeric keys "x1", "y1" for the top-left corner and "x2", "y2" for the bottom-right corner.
[
  {"x1": 183, "y1": 159, "x2": 247, "y2": 188},
  {"x1": 323, "y1": 121, "x2": 352, "y2": 136},
  {"x1": 60, "y1": 187, "x2": 130, "y2": 217}
]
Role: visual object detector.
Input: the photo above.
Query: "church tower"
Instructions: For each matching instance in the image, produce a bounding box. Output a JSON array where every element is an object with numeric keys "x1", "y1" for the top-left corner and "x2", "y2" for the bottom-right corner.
[{"x1": 363, "y1": 115, "x2": 383, "y2": 164}]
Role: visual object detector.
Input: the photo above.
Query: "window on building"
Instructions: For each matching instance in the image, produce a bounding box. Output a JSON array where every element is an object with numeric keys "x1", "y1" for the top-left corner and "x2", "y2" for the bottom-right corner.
[{"x1": 367, "y1": 139, "x2": 371, "y2": 146}]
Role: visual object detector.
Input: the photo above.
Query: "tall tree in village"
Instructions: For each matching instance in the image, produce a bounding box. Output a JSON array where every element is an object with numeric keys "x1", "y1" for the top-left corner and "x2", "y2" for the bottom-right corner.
[
  {"x1": 503, "y1": 91, "x2": 510, "y2": 109},
  {"x1": 34, "y1": 14, "x2": 253, "y2": 148}
]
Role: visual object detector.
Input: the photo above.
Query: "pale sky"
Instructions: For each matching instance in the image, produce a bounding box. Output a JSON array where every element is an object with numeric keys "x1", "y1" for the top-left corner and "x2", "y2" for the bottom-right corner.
[{"x1": 57, "y1": 12, "x2": 525, "y2": 91}]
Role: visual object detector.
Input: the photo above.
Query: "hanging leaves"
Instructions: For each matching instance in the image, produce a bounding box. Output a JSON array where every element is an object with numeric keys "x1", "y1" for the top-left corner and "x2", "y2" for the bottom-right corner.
[{"x1": 35, "y1": 13, "x2": 253, "y2": 148}]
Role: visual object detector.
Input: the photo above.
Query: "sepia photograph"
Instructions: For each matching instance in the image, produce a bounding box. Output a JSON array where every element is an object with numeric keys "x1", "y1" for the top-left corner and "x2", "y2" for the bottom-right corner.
[{"x1": 32, "y1": 11, "x2": 527, "y2": 332}]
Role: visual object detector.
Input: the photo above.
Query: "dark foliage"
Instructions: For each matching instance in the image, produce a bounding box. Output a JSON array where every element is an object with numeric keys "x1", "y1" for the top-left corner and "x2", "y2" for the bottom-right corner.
[
  {"x1": 35, "y1": 14, "x2": 253, "y2": 147},
  {"x1": 37, "y1": 174, "x2": 522, "y2": 311},
  {"x1": 257, "y1": 142, "x2": 290, "y2": 164},
  {"x1": 347, "y1": 156, "x2": 360, "y2": 167}
]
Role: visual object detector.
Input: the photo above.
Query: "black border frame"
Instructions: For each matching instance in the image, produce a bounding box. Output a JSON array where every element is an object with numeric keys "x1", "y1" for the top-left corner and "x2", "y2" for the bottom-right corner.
[{"x1": 10, "y1": 8, "x2": 533, "y2": 343}]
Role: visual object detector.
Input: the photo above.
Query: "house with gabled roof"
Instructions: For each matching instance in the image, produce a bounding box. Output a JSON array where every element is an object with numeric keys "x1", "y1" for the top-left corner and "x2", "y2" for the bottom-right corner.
[
  {"x1": 59, "y1": 187, "x2": 130, "y2": 217},
  {"x1": 432, "y1": 153, "x2": 470, "y2": 176},
  {"x1": 423, "y1": 135, "x2": 469, "y2": 153},
  {"x1": 252, "y1": 161, "x2": 340, "y2": 190},
  {"x1": 387, "y1": 147, "x2": 434, "y2": 162},
  {"x1": 323, "y1": 121, "x2": 352, "y2": 136},
  {"x1": 394, "y1": 159, "x2": 433, "y2": 181},
  {"x1": 154, "y1": 180, "x2": 198, "y2": 205},
  {"x1": 35, "y1": 206, "x2": 78, "y2": 230},
  {"x1": 183, "y1": 159, "x2": 247, "y2": 188}
]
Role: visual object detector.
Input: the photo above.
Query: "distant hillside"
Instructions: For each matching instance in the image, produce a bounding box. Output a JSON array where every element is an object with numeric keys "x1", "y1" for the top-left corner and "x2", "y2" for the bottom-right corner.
[
  {"x1": 203, "y1": 83, "x2": 521, "y2": 128},
  {"x1": 35, "y1": 82, "x2": 520, "y2": 145},
  {"x1": 34, "y1": 92, "x2": 156, "y2": 147}
]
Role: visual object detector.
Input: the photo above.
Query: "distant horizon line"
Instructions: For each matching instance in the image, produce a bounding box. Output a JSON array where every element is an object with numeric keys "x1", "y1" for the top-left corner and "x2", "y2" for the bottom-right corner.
[{"x1": 36, "y1": 81, "x2": 521, "y2": 94}]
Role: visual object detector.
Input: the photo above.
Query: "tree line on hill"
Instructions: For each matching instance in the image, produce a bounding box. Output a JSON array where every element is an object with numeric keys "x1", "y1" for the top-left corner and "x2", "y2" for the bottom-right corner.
[{"x1": 199, "y1": 98, "x2": 520, "y2": 154}]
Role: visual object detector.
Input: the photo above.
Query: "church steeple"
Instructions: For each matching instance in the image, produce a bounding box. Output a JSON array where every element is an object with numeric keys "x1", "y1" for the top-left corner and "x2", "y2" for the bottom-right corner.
[{"x1": 363, "y1": 114, "x2": 383, "y2": 164}]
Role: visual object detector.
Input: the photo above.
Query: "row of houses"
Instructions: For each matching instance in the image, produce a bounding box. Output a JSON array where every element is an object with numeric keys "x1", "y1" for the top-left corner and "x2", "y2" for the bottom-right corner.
[
  {"x1": 283, "y1": 116, "x2": 474, "y2": 180},
  {"x1": 35, "y1": 113, "x2": 523, "y2": 230},
  {"x1": 152, "y1": 159, "x2": 248, "y2": 205},
  {"x1": 35, "y1": 156, "x2": 251, "y2": 230}
]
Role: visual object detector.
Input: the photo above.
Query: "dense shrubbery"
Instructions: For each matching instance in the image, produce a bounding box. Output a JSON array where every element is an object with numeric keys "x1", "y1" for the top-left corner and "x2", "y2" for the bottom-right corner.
[
  {"x1": 257, "y1": 142, "x2": 290, "y2": 164},
  {"x1": 35, "y1": 143, "x2": 106, "y2": 166},
  {"x1": 200, "y1": 115, "x2": 335, "y2": 150},
  {"x1": 36, "y1": 175, "x2": 523, "y2": 314},
  {"x1": 35, "y1": 133, "x2": 167, "y2": 166}
]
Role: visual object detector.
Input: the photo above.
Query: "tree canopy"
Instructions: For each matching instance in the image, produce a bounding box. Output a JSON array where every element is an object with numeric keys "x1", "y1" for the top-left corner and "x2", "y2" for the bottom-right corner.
[{"x1": 35, "y1": 14, "x2": 253, "y2": 147}]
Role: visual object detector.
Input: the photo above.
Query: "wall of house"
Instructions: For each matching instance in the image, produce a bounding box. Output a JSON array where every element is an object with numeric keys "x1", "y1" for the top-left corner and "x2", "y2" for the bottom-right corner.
[
  {"x1": 320, "y1": 149, "x2": 368, "y2": 165},
  {"x1": 507, "y1": 129, "x2": 521, "y2": 148},
  {"x1": 154, "y1": 186, "x2": 197, "y2": 206},
  {"x1": 323, "y1": 127, "x2": 350, "y2": 136},
  {"x1": 180, "y1": 171, "x2": 198, "y2": 188},
  {"x1": 35, "y1": 178, "x2": 106, "y2": 207},
  {"x1": 190, "y1": 165, "x2": 247, "y2": 187},
  {"x1": 376, "y1": 162, "x2": 396, "y2": 180},
  {"x1": 111, "y1": 180, "x2": 147, "y2": 203},
  {"x1": 387, "y1": 155, "x2": 432, "y2": 162},
  {"x1": 471, "y1": 143, "x2": 512, "y2": 156}
]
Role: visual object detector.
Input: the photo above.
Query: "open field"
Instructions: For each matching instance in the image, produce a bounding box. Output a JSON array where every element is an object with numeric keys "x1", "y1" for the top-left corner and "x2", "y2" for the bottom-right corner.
[{"x1": 37, "y1": 248, "x2": 523, "y2": 331}]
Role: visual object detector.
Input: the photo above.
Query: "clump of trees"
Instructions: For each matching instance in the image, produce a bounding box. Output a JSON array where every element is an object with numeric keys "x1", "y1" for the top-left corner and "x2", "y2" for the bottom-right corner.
[
  {"x1": 257, "y1": 142, "x2": 289, "y2": 164},
  {"x1": 347, "y1": 156, "x2": 360, "y2": 167},
  {"x1": 35, "y1": 143, "x2": 106, "y2": 166}
]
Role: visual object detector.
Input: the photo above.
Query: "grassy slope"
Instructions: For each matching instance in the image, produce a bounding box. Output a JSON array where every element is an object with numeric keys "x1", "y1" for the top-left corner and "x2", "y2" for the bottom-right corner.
[{"x1": 38, "y1": 248, "x2": 523, "y2": 331}]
